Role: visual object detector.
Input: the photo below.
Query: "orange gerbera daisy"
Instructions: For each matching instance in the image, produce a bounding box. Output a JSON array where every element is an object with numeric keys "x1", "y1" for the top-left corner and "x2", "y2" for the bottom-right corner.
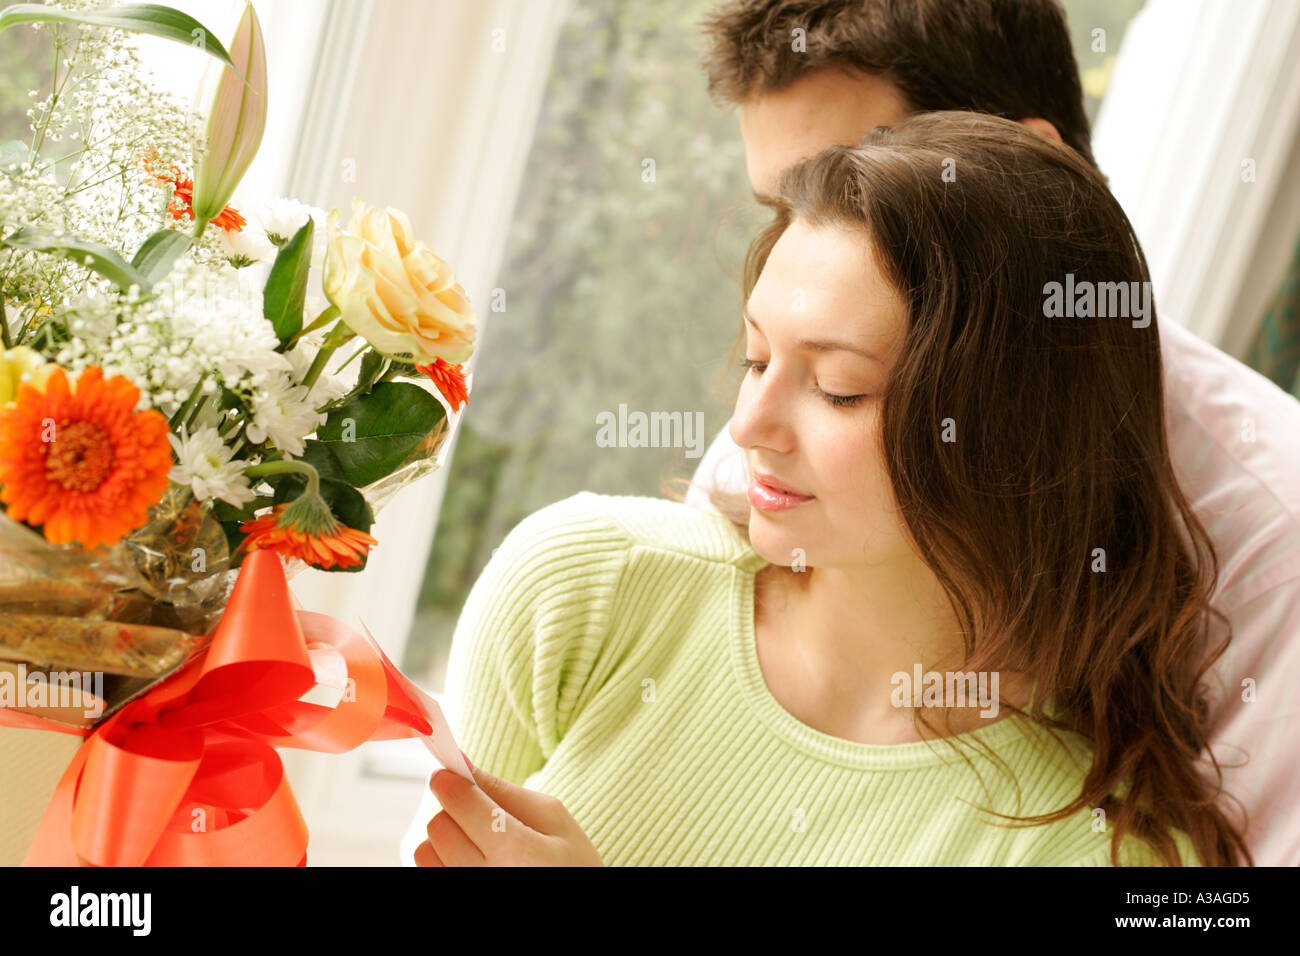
[
  {"x1": 0, "y1": 365, "x2": 173, "y2": 548},
  {"x1": 143, "y1": 153, "x2": 246, "y2": 233},
  {"x1": 238, "y1": 499, "x2": 377, "y2": 570},
  {"x1": 414, "y1": 357, "x2": 469, "y2": 412}
]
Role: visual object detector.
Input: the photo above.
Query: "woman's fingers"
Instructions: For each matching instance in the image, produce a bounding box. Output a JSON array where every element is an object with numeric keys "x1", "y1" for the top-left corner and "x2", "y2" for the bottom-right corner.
[
  {"x1": 426, "y1": 808, "x2": 487, "y2": 866},
  {"x1": 431, "y1": 768, "x2": 526, "y2": 852},
  {"x1": 412, "y1": 838, "x2": 444, "y2": 867}
]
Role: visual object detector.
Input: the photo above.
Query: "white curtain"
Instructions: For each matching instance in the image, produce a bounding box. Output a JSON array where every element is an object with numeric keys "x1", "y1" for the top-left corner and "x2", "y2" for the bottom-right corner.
[{"x1": 1093, "y1": 0, "x2": 1300, "y2": 355}]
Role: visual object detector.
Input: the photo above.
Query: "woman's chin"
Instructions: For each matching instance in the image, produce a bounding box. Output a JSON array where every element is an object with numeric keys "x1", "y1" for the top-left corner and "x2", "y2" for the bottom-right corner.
[{"x1": 747, "y1": 524, "x2": 800, "y2": 568}]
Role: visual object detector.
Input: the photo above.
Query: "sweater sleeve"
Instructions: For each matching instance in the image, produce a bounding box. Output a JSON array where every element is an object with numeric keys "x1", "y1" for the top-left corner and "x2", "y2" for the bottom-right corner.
[{"x1": 440, "y1": 491, "x2": 631, "y2": 786}]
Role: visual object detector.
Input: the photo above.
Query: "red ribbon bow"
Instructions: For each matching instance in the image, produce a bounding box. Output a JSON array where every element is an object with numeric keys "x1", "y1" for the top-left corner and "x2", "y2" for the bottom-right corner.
[{"x1": 17, "y1": 549, "x2": 436, "y2": 866}]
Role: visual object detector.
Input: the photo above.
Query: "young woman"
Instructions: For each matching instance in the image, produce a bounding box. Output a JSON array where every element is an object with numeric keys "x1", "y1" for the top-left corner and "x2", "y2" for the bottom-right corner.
[{"x1": 411, "y1": 111, "x2": 1249, "y2": 867}]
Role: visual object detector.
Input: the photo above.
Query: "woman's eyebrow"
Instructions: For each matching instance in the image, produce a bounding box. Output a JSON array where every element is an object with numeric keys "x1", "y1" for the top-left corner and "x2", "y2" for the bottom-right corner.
[{"x1": 743, "y1": 307, "x2": 883, "y2": 364}]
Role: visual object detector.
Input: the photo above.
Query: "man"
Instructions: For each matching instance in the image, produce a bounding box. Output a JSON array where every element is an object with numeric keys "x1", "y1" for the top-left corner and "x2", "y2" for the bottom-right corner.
[{"x1": 687, "y1": 0, "x2": 1300, "y2": 866}]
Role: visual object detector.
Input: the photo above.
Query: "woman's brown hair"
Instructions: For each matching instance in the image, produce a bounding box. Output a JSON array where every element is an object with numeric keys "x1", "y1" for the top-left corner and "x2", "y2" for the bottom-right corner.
[{"x1": 669, "y1": 110, "x2": 1250, "y2": 866}]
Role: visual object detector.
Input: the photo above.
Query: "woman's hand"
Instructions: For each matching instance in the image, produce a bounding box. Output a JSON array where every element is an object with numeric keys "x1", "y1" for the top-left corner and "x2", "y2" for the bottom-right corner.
[{"x1": 413, "y1": 754, "x2": 603, "y2": 867}]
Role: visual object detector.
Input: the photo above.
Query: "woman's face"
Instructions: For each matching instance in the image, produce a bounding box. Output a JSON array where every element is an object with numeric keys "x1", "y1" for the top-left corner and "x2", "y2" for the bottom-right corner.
[{"x1": 729, "y1": 218, "x2": 912, "y2": 572}]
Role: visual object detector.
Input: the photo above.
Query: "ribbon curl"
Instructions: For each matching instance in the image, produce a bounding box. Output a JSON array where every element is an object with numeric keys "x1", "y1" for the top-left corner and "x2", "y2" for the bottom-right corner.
[{"x1": 16, "y1": 548, "x2": 449, "y2": 866}]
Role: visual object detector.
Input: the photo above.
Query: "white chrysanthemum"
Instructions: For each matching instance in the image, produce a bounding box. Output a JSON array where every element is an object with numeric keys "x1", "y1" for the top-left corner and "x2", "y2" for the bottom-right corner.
[
  {"x1": 256, "y1": 198, "x2": 327, "y2": 267},
  {"x1": 165, "y1": 260, "x2": 293, "y2": 385},
  {"x1": 217, "y1": 224, "x2": 277, "y2": 267},
  {"x1": 284, "y1": 336, "x2": 353, "y2": 406},
  {"x1": 168, "y1": 425, "x2": 257, "y2": 508},
  {"x1": 244, "y1": 373, "x2": 326, "y2": 457}
]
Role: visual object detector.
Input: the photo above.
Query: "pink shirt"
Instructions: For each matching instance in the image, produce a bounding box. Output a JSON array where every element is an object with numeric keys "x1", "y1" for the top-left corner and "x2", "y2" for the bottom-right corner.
[{"x1": 687, "y1": 315, "x2": 1300, "y2": 866}]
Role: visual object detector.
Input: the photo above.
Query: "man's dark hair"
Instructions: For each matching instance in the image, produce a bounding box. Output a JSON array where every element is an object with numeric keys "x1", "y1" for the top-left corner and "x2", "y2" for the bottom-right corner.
[{"x1": 701, "y1": 0, "x2": 1097, "y2": 169}]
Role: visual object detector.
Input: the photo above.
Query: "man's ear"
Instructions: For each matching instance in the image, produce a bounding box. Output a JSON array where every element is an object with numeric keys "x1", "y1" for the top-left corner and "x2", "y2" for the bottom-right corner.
[{"x1": 1020, "y1": 117, "x2": 1063, "y2": 144}]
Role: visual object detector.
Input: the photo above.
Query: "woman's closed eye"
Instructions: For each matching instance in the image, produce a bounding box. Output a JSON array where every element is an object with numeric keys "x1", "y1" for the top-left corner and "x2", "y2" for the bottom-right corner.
[{"x1": 737, "y1": 358, "x2": 868, "y2": 407}]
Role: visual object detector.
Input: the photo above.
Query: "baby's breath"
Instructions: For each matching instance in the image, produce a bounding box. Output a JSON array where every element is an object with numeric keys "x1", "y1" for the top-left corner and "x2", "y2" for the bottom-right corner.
[
  {"x1": 0, "y1": 1, "x2": 373, "y2": 510},
  {"x1": 1, "y1": 0, "x2": 205, "y2": 338}
]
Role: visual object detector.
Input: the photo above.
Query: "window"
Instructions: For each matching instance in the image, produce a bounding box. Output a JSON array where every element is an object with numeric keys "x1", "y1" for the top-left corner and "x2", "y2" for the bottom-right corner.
[
  {"x1": 399, "y1": 0, "x2": 762, "y2": 691},
  {"x1": 398, "y1": 0, "x2": 1154, "y2": 694},
  {"x1": 1063, "y1": 0, "x2": 1149, "y2": 122}
]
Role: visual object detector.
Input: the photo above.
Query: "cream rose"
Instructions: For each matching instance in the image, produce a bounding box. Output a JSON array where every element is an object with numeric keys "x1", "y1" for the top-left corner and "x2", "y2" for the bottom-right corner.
[{"x1": 323, "y1": 197, "x2": 476, "y2": 365}]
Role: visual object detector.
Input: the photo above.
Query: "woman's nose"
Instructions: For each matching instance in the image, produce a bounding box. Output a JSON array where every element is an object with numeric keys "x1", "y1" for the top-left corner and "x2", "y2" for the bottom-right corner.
[{"x1": 729, "y1": 366, "x2": 791, "y2": 452}]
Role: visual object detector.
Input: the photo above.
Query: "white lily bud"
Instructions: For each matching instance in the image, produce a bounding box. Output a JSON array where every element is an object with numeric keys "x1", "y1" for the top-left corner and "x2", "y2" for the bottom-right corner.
[{"x1": 191, "y1": 2, "x2": 268, "y2": 234}]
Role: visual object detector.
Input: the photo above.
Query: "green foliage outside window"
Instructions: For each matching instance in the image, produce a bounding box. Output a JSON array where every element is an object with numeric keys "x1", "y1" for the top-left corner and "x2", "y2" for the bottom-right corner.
[{"x1": 402, "y1": 0, "x2": 760, "y2": 686}]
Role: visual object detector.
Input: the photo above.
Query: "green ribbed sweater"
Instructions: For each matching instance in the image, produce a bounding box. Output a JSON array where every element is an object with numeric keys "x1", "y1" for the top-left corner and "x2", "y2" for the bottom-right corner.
[{"x1": 443, "y1": 491, "x2": 1200, "y2": 866}]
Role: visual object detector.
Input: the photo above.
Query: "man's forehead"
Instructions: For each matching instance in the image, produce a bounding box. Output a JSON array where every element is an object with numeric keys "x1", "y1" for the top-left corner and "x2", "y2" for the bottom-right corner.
[
  {"x1": 740, "y1": 67, "x2": 911, "y2": 195},
  {"x1": 741, "y1": 68, "x2": 911, "y2": 128}
]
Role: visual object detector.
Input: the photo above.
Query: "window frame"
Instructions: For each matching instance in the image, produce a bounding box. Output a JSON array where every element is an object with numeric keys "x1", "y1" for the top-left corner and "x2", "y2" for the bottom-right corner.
[{"x1": 264, "y1": 0, "x2": 572, "y2": 865}]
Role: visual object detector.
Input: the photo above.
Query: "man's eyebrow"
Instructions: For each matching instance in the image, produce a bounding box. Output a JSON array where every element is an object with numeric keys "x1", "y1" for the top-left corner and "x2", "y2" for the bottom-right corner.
[{"x1": 743, "y1": 307, "x2": 883, "y2": 364}]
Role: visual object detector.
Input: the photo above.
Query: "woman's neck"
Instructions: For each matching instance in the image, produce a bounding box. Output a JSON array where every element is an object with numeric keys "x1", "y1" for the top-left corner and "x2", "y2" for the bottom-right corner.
[{"x1": 754, "y1": 562, "x2": 1035, "y2": 738}]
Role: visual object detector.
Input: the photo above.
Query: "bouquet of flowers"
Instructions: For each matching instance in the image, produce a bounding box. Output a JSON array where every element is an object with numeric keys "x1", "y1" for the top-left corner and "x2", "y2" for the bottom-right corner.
[{"x1": 0, "y1": 0, "x2": 475, "y2": 731}]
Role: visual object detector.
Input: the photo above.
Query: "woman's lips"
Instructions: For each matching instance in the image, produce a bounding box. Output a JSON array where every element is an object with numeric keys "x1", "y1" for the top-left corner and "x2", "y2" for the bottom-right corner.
[
  {"x1": 748, "y1": 476, "x2": 815, "y2": 512},
  {"x1": 753, "y1": 471, "x2": 811, "y2": 496}
]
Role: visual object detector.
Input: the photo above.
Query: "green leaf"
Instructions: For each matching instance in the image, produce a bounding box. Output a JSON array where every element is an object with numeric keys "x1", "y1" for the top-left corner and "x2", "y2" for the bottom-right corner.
[
  {"x1": 220, "y1": 518, "x2": 248, "y2": 560},
  {"x1": 382, "y1": 359, "x2": 422, "y2": 380},
  {"x1": 217, "y1": 385, "x2": 245, "y2": 411},
  {"x1": 211, "y1": 497, "x2": 271, "y2": 525},
  {"x1": 0, "y1": 4, "x2": 241, "y2": 75},
  {"x1": 313, "y1": 382, "x2": 447, "y2": 487},
  {"x1": 296, "y1": 440, "x2": 346, "y2": 483},
  {"x1": 355, "y1": 349, "x2": 388, "y2": 393},
  {"x1": 1, "y1": 226, "x2": 149, "y2": 292},
  {"x1": 269, "y1": 475, "x2": 375, "y2": 573},
  {"x1": 130, "y1": 229, "x2": 192, "y2": 287},
  {"x1": 263, "y1": 219, "x2": 313, "y2": 347}
]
